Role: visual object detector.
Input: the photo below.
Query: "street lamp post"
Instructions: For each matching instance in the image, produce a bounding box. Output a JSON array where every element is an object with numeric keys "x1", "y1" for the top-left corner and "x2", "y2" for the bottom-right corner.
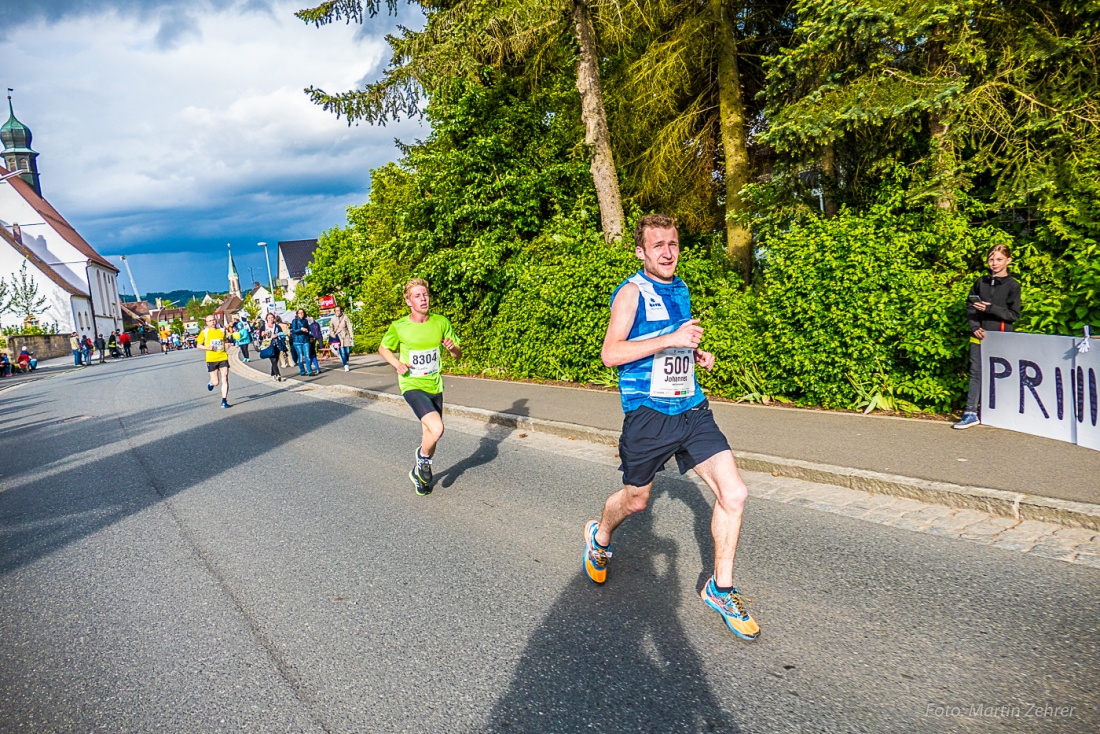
[{"x1": 258, "y1": 242, "x2": 275, "y2": 298}]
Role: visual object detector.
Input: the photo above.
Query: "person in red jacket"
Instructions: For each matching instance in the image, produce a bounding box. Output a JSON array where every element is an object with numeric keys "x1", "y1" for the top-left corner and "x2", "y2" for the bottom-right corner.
[{"x1": 119, "y1": 330, "x2": 132, "y2": 357}]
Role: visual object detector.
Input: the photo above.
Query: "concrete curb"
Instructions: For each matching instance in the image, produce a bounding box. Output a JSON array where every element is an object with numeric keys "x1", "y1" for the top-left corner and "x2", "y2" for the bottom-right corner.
[{"x1": 230, "y1": 351, "x2": 1100, "y2": 531}]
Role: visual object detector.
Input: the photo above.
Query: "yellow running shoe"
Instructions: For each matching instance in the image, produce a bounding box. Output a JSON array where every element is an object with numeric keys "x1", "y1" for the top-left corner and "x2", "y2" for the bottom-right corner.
[
  {"x1": 701, "y1": 577, "x2": 759, "y2": 640},
  {"x1": 583, "y1": 520, "x2": 611, "y2": 584}
]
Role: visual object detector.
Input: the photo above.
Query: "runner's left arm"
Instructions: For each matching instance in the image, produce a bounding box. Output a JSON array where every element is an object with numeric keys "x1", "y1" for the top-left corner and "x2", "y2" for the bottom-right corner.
[
  {"x1": 693, "y1": 349, "x2": 715, "y2": 371},
  {"x1": 442, "y1": 322, "x2": 461, "y2": 360}
]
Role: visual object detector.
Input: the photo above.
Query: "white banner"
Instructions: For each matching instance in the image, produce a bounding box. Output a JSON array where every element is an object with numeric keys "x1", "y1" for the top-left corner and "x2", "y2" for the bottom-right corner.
[
  {"x1": 1075, "y1": 340, "x2": 1100, "y2": 451},
  {"x1": 980, "y1": 332, "x2": 1099, "y2": 450}
]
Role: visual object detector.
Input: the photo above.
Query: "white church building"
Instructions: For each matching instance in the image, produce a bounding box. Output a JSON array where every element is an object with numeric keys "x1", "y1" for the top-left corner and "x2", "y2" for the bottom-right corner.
[{"x1": 0, "y1": 96, "x2": 122, "y2": 338}]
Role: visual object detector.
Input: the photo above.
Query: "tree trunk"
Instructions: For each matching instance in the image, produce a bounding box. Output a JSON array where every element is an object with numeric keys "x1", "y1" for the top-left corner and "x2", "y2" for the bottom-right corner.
[
  {"x1": 711, "y1": 0, "x2": 752, "y2": 281},
  {"x1": 573, "y1": 0, "x2": 623, "y2": 244},
  {"x1": 929, "y1": 110, "x2": 955, "y2": 210},
  {"x1": 927, "y1": 26, "x2": 955, "y2": 210},
  {"x1": 821, "y1": 143, "x2": 839, "y2": 217}
]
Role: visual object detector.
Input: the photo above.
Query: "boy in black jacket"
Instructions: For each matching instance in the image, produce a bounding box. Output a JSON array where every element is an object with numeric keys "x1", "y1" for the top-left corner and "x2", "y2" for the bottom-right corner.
[{"x1": 955, "y1": 245, "x2": 1021, "y2": 429}]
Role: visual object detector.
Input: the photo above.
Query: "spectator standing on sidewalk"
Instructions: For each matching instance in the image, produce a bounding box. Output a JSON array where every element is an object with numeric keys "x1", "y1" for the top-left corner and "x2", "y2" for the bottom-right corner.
[
  {"x1": 94, "y1": 333, "x2": 106, "y2": 363},
  {"x1": 307, "y1": 316, "x2": 323, "y2": 375},
  {"x1": 107, "y1": 331, "x2": 119, "y2": 358},
  {"x1": 290, "y1": 309, "x2": 312, "y2": 377},
  {"x1": 0, "y1": 352, "x2": 11, "y2": 377},
  {"x1": 259, "y1": 312, "x2": 284, "y2": 381},
  {"x1": 120, "y1": 330, "x2": 132, "y2": 357},
  {"x1": 81, "y1": 335, "x2": 93, "y2": 365},
  {"x1": 139, "y1": 331, "x2": 148, "y2": 354},
  {"x1": 954, "y1": 245, "x2": 1021, "y2": 429},
  {"x1": 70, "y1": 332, "x2": 83, "y2": 366},
  {"x1": 330, "y1": 305, "x2": 354, "y2": 372},
  {"x1": 235, "y1": 318, "x2": 252, "y2": 362}
]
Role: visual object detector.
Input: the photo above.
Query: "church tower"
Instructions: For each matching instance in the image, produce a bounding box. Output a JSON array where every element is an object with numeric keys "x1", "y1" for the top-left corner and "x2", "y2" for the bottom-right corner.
[
  {"x1": 1, "y1": 93, "x2": 42, "y2": 197},
  {"x1": 227, "y1": 243, "x2": 242, "y2": 298}
]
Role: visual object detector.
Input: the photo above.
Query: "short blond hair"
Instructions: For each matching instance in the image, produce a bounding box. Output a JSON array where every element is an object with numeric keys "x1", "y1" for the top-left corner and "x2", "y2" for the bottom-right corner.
[{"x1": 404, "y1": 278, "x2": 430, "y2": 299}]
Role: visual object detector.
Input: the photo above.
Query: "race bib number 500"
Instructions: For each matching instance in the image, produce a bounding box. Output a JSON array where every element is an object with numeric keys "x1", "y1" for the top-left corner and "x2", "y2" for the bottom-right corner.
[
  {"x1": 408, "y1": 347, "x2": 440, "y2": 377},
  {"x1": 650, "y1": 348, "x2": 695, "y2": 398}
]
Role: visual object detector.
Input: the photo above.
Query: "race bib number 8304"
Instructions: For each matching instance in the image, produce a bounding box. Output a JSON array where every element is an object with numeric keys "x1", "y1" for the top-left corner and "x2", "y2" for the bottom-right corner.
[{"x1": 408, "y1": 347, "x2": 440, "y2": 377}]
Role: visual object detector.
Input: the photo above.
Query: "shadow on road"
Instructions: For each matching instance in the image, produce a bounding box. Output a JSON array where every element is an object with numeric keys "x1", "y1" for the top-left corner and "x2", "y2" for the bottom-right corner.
[
  {"x1": 0, "y1": 385, "x2": 358, "y2": 576},
  {"x1": 484, "y1": 476, "x2": 738, "y2": 733},
  {"x1": 436, "y1": 399, "x2": 529, "y2": 489}
]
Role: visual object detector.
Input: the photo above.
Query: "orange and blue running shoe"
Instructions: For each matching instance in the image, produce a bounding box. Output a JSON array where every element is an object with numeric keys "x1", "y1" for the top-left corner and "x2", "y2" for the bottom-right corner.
[
  {"x1": 583, "y1": 520, "x2": 611, "y2": 584},
  {"x1": 701, "y1": 577, "x2": 760, "y2": 640}
]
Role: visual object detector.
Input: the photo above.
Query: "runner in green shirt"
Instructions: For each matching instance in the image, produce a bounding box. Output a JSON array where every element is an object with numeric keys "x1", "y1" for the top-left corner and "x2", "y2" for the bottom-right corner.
[{"x1": 379, "y1": 278, "x2": 462, "y2": 495}]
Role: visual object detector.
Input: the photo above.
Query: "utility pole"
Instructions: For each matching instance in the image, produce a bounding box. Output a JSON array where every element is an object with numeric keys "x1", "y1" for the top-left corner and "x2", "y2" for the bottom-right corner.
[{"x1": 258, "y1": 242, "x2": 275, "y2": 296}]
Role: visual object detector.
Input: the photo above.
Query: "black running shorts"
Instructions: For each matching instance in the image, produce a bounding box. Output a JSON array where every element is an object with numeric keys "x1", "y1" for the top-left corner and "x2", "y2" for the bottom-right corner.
[
  {"x1": 206, "y1": 360, "x2": 229, "y2": 373},
  {"x1": 403, "y1": 389, "x2": 444, "y2": 420},
  {"x1": 617, "y1": 400, "x2": 731, "y2": 487}
]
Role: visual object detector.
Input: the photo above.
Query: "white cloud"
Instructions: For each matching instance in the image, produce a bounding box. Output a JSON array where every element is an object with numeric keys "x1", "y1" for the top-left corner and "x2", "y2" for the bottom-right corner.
[{"x1": 2, "y1": 1, "x2": 427, "y2": 291}]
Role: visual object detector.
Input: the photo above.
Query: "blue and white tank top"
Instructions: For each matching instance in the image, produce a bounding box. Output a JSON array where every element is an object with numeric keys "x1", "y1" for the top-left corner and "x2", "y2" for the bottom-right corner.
[{"x1": 612, "y1": 271, "x2": 705, "y2": 415}]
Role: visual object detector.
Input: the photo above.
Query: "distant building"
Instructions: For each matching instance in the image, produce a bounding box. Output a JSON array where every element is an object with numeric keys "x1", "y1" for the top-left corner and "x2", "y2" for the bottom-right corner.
[
  {"x1": 0, "y1": 97, "x2": 122, "y2": 337},
  {"x1": 149, "y1": 305, "x2": 187, "y2": 327},
  {"x1": 227, "y1": 244, "x2": 242, "y2": 299},
  {"x1": 247, "y1": 282, "x2": 274, "y2": 315},
  {"x1": 277, "y1": 239, "x2": 318, "y2": 301}
]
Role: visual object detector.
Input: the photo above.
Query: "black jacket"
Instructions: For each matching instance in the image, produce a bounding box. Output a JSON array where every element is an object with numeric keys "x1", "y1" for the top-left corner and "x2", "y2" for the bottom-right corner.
[{"x1": 966, "y1": 273, "x2": 1021, "y2": 334}]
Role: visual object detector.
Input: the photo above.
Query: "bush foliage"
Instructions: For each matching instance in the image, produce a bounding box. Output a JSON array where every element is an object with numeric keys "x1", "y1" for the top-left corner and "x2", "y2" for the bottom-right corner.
[{"x1": 294, "y1": 72, "x2": 1093, "y2": 414}]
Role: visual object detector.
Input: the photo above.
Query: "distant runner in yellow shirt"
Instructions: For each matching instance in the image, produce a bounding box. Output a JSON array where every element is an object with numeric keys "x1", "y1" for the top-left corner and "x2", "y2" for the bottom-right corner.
[
  {"x1": 197, "y1": 315, "x2": 231, "y2": 409},
  {"x1": 379, "y1": 279, "x2": 461, "y2": 495}
]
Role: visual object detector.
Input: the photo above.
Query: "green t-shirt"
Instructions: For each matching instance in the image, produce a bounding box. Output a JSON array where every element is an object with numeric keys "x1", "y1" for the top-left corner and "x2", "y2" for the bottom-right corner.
[{"x1": 380, "y1": 314, "x2": 460, "y2": 394}]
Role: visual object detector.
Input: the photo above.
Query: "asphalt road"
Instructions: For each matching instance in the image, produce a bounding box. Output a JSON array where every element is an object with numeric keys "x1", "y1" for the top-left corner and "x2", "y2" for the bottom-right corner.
[{"x1": 1, "y1": 352, "x2": 1097, "y2": 733}]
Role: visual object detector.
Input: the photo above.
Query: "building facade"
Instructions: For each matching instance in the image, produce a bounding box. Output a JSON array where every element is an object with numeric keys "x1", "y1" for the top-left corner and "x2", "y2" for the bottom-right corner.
[
  {"x1": 0, "y1": 169, "x2": 122, "y2": 337},
  {"x1": 0, "y1": 100, "x2": 121, "y2": 338},
  {"x1": 276, "y1": 239, "x2": 318, "y2": 301}
]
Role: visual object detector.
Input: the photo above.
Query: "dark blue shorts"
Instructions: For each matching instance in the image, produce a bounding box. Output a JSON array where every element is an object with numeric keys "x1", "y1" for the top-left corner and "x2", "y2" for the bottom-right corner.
[
  {"x1": 618, "y1": 400, "x2": 731, "y2": 487},
  {"x1": 404, "y1": 389, "x2": 444, "y2": 420}
]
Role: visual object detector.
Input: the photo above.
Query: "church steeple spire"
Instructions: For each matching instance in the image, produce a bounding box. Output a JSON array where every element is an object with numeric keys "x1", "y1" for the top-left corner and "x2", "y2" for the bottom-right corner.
[
  {"x1": 227, "y1": 243, "x2": 242, "y2": 298},
  {"x1": 1, "y1": 91, "x2": 41, "y2": 197}
]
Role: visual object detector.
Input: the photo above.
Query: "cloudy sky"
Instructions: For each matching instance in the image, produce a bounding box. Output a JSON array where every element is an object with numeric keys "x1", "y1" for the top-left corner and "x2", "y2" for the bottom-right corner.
[{"x1": 3, "y1": 0, "x2": 426, "y2": 295}]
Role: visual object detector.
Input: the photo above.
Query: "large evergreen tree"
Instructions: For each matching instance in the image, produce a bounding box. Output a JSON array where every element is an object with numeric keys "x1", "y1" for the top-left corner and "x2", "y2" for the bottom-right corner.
[{"x1": 297, "y1": 0, "x2": 625, "y2": 243}]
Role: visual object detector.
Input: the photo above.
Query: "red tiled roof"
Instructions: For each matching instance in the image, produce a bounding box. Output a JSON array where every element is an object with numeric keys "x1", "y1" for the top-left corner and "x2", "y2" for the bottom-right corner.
[
  {"x1": 218, "y1": 294, "x2": 243, "y2": 313},
  {"x1": 124, "y1": 300, "x2": 151, "y2": 316},
  {"x1": 0, "y1": 163, "x2": 118, "y2": 272}
]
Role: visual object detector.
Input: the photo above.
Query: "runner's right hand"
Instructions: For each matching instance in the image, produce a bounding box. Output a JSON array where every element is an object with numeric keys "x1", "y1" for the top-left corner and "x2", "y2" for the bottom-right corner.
[
  {"x1": 668, "y1": 319, "x2": 703, "y2": 349},
  {"x1": 396, "y1": 362, "x2": 411, "y2": 376}
]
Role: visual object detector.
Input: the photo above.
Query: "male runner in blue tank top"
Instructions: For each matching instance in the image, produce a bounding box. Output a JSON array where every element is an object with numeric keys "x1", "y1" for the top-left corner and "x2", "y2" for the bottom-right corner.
[{"x1": 583, "y1": 213, "x2": 759, "y2": 640}]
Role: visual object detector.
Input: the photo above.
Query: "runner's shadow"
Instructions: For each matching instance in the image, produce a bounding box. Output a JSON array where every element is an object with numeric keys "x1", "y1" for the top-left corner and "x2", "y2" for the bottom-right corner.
[
  {"x1": 484, "y1": 479, "x2": 738, "y2": 733},
  {"x1": 661, "y1": 472, "x2": 720, "y2": 594},
  {"x1": 436, "y1": 399, "x2": 529, "y2": 489}
]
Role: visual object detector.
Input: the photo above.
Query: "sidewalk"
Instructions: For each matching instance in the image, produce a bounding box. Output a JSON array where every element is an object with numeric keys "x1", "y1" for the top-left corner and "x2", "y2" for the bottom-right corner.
[
  {"x1": 0, "y1": 354, "x2": 81, "y2": 386},
  {"x1": 234, "y1": 351, "x2": 1100, "y2": 525}
]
